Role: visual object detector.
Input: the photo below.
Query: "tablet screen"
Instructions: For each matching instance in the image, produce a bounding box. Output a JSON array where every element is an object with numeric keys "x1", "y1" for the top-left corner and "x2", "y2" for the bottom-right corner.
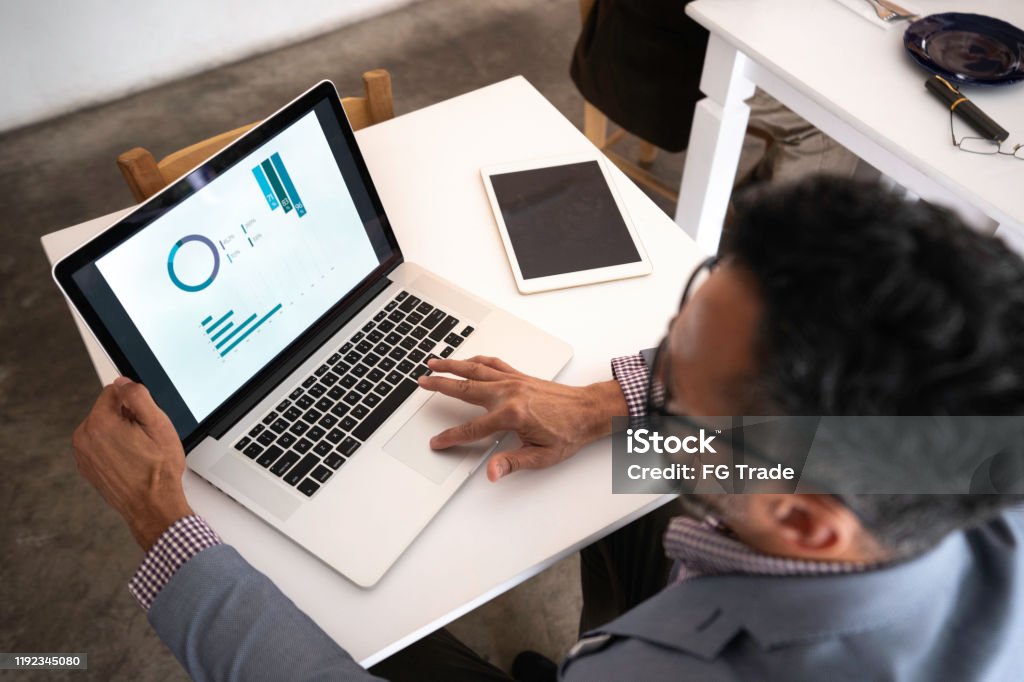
[{"x1": 488, "y1": 161, "x2": 641, "y2": 280}]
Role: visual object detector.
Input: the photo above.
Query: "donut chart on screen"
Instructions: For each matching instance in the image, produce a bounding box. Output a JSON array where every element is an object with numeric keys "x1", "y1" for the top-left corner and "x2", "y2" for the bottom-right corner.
[{"x1": 167, "y1": 234, "x2": 220, "y2": 292}]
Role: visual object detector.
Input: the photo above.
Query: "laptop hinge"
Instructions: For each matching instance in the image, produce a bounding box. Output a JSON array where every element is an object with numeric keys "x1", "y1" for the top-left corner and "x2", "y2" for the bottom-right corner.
[{"x1": 204, "y1": 275, "x2": 394, "y2": 442}]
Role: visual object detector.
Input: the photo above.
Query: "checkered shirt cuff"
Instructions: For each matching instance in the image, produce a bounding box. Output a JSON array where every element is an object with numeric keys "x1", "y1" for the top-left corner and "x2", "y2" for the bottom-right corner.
[
  {"x1": 611, "y1": 354, "x2": 650, "y2": 418},
  {"x1": 128, "y1": 515, "x2": 222, "y2": 611}
]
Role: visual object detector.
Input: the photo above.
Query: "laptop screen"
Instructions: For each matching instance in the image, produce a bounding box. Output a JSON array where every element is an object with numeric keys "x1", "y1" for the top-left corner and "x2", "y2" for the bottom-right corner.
[{"x1": 65, "y1": 91, "x2": 399, "y2": 442}]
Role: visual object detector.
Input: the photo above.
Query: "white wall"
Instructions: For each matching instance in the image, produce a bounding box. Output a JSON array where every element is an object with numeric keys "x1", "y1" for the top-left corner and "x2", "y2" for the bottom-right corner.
[{"x1": 0, "y1": 0, "x2": 416, "y2": 133}]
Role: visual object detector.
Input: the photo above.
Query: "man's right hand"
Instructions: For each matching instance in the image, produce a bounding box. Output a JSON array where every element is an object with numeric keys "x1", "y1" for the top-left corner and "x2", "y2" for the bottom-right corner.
[{"x1": 417, "y1": 356, "x2": 627, "y2": 481}]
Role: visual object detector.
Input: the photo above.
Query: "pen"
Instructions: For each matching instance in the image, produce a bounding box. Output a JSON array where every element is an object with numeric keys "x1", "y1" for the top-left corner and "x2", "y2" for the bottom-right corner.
[{"x1": 925, "y1": 75, "x2": 1009, "y2": 142}]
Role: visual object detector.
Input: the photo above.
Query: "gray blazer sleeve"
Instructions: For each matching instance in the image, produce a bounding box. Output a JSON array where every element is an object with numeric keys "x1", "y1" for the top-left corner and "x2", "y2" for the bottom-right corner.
[{"x1": 148, "y1": 544, "x2": 385, "y2": 682}]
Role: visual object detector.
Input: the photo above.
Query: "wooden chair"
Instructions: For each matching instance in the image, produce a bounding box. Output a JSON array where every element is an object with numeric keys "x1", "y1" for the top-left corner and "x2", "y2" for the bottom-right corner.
[{"x1": 117, "y1": 69, "x2": 395, "y2": 202}]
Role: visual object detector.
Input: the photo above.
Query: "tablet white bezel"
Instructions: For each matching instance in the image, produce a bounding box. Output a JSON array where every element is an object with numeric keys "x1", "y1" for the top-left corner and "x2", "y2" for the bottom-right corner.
[{"x1": 480, "y1": 153, "x2": 652, "y2": 294}]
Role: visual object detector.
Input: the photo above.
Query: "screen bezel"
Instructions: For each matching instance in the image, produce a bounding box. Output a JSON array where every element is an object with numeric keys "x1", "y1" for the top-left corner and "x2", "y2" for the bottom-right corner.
[
  {"x1": 480, "y1": 153, "x2": 652, "y2": 294},
  {"x1": 53, "y1": 80, "x2": 403, "y2": 451}
]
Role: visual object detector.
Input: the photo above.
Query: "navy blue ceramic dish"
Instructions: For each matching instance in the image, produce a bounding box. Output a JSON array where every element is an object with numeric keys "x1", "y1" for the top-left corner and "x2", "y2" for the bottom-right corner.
[{"x1": 904, "y1": 12, "x2": 1024, "y2": 86}]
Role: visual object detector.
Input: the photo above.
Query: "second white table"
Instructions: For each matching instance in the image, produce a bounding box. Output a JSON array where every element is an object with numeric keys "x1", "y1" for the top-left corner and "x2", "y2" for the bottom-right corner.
[{"x1": 678, "y1": 0, "x2": 1024, "y2": 254}]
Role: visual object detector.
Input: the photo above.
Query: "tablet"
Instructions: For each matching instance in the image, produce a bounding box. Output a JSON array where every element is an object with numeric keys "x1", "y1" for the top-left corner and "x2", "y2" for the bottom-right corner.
[{"x1": 481, "y1": 154, "x2": 651, "y2": 294}]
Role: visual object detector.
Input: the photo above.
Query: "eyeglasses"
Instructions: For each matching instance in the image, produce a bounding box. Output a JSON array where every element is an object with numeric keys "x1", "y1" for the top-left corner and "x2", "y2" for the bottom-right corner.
[
  {"x1": 645, "y1": 255, "x2": 719, "y2": 418},
  {"x1": 950, "y1": 109, "x2": 1024, "y2": 161}
]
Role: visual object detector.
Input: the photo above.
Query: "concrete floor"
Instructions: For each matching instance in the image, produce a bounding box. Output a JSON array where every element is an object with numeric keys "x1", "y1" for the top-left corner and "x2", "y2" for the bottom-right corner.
[{"x1": 0, "y1": 0, "x2": 854, "y2": 679}]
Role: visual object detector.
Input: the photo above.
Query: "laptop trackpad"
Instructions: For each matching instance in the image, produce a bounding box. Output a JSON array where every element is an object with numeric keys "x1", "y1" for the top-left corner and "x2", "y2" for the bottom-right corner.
[{"x1": 384, "y1": 394, "x2": 495, "y2": 484}]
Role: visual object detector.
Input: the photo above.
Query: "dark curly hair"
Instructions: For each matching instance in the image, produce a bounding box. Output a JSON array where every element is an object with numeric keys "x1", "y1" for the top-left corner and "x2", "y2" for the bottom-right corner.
[{"x1": 722, "y1": 175, "x2": 1024, "y2": 555}]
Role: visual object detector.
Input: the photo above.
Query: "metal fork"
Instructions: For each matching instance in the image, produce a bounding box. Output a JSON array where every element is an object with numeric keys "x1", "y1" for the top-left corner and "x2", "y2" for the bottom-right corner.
[
  {"x1": 863, "y1": 0, "x2": 918, "y2": 22},
  {"x1": 864, "y1": 0, "x2": 897, "y2": 21},
  {"x1": 875, "y1": 0, "x2": 920, "y2": 21}
]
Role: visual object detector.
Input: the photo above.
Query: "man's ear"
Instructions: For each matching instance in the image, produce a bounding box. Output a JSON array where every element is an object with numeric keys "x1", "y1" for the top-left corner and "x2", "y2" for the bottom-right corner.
[{"x1": 762, "y1": 495, "x2": 871, "y2": 561}]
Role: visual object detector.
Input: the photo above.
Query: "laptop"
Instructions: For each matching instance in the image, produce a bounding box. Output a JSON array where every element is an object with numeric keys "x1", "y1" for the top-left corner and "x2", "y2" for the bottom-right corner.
[{"x1": 53, "y1": 80, "x2": 573, "y2": 587}]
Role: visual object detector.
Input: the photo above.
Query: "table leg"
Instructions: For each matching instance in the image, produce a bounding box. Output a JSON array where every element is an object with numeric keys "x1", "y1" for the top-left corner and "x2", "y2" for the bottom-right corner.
[{"x1": 675, "y1": 34, "x2": 755, "y2": 255}]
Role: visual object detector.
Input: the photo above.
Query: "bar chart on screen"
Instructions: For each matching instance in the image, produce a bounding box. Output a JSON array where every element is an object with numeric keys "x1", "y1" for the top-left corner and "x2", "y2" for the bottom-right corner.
[
  {"x1": 202, "y1": 303, "x2": 283, "y2": 358},
  {"x1": 253, "y1": 152, "x2": 306, "y2": 217}
]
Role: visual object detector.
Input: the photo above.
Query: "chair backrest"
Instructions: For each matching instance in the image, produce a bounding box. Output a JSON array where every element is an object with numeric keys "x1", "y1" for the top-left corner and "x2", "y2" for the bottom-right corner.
[{"x1": 117, "y1": 69, "x2": 394, "y2": 202}]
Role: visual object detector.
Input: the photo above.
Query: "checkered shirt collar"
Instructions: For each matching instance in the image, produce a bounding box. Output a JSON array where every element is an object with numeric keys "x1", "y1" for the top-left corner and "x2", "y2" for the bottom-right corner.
[{"x1": 664, "y1": 515, "x2": 876, "y2": 584}]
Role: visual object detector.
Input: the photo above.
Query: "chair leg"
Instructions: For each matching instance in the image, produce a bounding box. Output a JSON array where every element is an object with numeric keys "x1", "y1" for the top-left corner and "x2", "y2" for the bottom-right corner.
[
  {"x1": 603, "y1": 149, "x2": 679, "y2": 204},
  {"x1": 637, "y1": 140, "x2": 658, "y2": 166},
  {"x1": 583, "y1": 101, "x2": 608, "y2": 149}
]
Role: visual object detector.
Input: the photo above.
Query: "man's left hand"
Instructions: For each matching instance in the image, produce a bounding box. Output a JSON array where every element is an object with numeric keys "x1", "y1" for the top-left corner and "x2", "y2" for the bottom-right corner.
[{"x1": 72, "y1": 377, "x2": 193, "y2": 551}]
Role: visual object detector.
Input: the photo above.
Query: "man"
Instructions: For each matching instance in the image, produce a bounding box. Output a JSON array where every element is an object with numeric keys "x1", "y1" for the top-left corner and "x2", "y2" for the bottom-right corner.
[{"x1": 72, "y1": 176, "x2": 1024, "y2": 681}]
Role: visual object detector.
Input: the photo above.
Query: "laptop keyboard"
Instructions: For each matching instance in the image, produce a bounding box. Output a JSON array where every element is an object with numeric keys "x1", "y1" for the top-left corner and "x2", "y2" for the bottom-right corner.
[{"x1": 230, "y1": 290, "x2": 475, "y2": 498}]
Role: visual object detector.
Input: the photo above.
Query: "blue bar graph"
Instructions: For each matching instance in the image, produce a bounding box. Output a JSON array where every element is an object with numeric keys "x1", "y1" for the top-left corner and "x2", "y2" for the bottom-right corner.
[
  {"x1": 252, "y1": 166, "x2": 280, "y2": 210},
  {"x1": 207, "y1": 310, "x2": 233, "y2": 333},
  {"x1": 201, "y1": 315, "x2": 213, "y2": 325},
  {"x1": 210, "y1": 322, "x2": 234, "y2": 342},
  {"x1": 261, "y1": 160, "x2": 293, "y2": 213},
  {"x1": 220, "y1": 304, "x2": 282, "y2": 357},
  {"x1": 270, "y1": 153, "x2": 306, "y2": 218},
  {"x1": 216, "y1": 313, "x2": 257, "y2": 350}
]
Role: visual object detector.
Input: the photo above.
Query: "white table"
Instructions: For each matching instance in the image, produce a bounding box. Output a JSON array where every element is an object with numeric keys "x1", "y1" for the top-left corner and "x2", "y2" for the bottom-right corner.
[
  {"x1": 678, "y1": 0, "x2": 1024, "y2": 254},
  {"x1": 41, "y1": 76, "x2": 704, "y2": 666}
]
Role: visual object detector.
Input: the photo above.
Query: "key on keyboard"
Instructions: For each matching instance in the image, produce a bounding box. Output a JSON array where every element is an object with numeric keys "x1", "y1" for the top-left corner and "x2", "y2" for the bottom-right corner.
[{"x1": 231, "y1": 290, "x2": 474, "y2": 499}]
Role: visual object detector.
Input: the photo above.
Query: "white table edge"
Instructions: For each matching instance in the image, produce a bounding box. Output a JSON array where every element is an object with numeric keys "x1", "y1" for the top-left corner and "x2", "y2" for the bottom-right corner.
[{"x1": 360, "y1": 491, "x2": 675, "y2": 666}]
